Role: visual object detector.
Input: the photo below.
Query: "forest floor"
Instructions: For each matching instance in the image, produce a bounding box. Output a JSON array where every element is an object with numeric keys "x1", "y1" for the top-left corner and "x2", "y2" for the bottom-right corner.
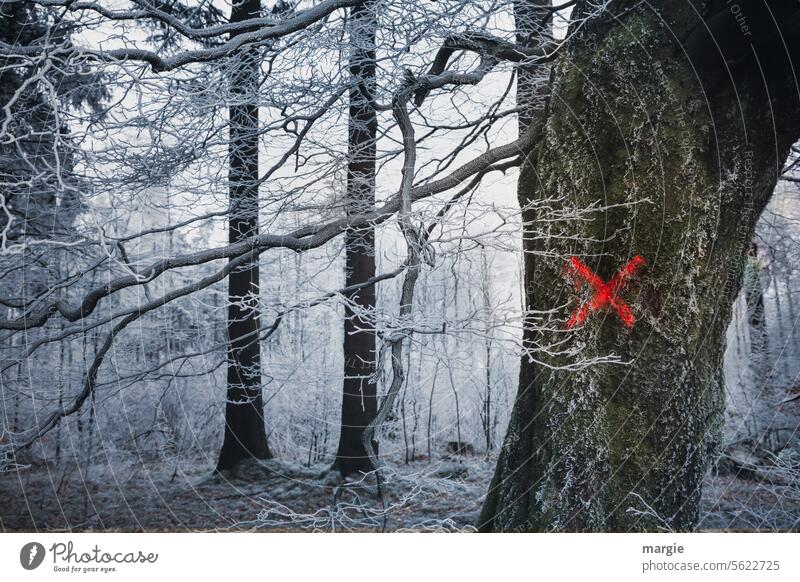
[
  {"x1": 0, "y1": 454, "x2": 491, "y2": 532},
  {"x1": 1, "y1": 454, "x2": 798, "y2": 532}
]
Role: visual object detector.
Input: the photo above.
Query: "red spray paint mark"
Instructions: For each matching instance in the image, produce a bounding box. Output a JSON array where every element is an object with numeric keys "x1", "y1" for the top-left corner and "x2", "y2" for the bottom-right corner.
[{"x1": 566, "y1": 255, "x2": 646, "y2": 329}]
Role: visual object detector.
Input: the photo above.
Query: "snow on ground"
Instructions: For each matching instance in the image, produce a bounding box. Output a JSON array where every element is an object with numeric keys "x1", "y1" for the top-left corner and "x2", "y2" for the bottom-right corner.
[
  {"x1": 1, "y1": 454, "x2": 797, "y2": 532},
  {"x1": 0, "y1": 455, "x2": 491, "y2": 532}
]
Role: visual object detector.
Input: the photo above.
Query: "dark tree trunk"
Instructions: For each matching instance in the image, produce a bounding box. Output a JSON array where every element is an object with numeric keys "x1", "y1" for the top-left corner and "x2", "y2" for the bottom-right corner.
[
  {"x1": 477, "y1": 0, "x2": 552, "y2": 531},
  {"x1": 217, "y1": 0, "x2": 272, "y2": 472},
  {"x1": 480, "y1": 0, "x2": 800, "y2": 531},
  {"x1": 514, "y1": 0, "x2": 552, "y2": 134},
  {"x1": 744, "y1": 245, "x2": 766, "y2": 329},
  {"x1": 332, "y1": 2, "x2": 379, "y2": 477}
]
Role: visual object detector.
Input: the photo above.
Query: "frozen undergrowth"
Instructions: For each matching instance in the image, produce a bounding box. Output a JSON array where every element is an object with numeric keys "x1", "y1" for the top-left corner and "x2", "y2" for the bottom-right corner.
[
  {"x1": 1, "y1": 451, "x2": 798, "y2": 532},
  {"x1": 0, "y1": 455, "x2": 492, "y2": 532}
]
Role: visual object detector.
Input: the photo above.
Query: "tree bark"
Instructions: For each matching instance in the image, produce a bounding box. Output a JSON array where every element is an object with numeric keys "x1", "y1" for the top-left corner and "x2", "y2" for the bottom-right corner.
[
  {"x1": 217, "y1": 0, "x2": 272, "y2": 472},
  {"x1": 513, "y1": 0, "x2": 552, "y2": 134},
  {"x1": 480, "y1": 0, "x2": 800, "y2": 531},
  {"x1": 332, "y1": 1, "x2": 379, "y2": 477}
]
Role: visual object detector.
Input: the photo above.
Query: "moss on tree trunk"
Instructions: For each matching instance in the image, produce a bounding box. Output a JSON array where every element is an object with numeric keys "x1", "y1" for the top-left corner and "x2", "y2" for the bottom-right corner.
[{"x1": 480, "y1": 0, "x2": 800, "y2": 531}]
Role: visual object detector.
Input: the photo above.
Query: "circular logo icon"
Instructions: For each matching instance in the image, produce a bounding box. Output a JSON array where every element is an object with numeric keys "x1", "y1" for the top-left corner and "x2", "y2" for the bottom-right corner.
[{"x1": 20, "y1": 542, "x2": 46, "y2": 570}]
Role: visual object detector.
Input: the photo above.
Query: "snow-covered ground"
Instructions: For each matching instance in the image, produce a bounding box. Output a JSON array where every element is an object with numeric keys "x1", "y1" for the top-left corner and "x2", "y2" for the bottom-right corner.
[
  {"x1": 0, "y1": 456, "x2": 491, "y2": 532},
  {"x1": 2, "y1": 454, "x2": 797, "y2": 532}
]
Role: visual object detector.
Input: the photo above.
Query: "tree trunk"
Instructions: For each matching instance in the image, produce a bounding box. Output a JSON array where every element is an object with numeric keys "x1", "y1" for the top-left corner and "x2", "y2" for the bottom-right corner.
[
  {"x1": 217, "y1": 0, "x2": 272, "y2": 472},
  {"x1": 513, "y1": 0, "x2": 552, "y2": 133},
  {"x1": 480, "y1": 0, "x2": 800, "y2": 531},
  {"x1": 332, "y1": 2, "x2": 379, "y2": 477}
]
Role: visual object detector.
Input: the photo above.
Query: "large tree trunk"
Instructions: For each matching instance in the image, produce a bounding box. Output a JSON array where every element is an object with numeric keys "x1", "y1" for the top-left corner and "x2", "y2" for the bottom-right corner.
[
  {"x1": 480, "y1": 0, "x2": 552, "y2": 529},
  {"x1": 480, "y1": 0, "x2": 800, "y2": 531},
  {"x1": 332, "y1": 2, "x2": 379, "y2": 477},
  {"x1": 217, "y1": 0, "x2": 272, "y2": 472}
]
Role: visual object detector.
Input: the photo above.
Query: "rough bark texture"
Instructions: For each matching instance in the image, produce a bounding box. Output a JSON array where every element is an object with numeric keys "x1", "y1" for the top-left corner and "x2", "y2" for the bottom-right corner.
[
  {"x1": 332, "y1": 2, "x2": 379, "y2": 476},
  {"x1": 480, "y1": 0, "x2": 800, "y2": 531},
  {"x1": 217, "y1": 0, "x2": 272, "y2": 472},
  {"x1": 514, "y1": 0, "x2": 551, "y2": 134}
]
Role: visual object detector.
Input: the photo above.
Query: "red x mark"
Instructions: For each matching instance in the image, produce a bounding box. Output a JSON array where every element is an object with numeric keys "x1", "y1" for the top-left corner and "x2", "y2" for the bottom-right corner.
[{"x1": 566, "y1": 255, "x2": 646, "y2": 329}]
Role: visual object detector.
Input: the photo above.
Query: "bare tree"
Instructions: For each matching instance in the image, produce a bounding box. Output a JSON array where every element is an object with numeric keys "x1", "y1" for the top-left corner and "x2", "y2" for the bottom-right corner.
[
  {"x1": 332, "y1": 0, "x2": 379, "y2": 477},
  {"x1": 1, "y1": 1, "x2": 553, "y2": 469},
  {"x1": 217, "y1": 0, "x2": 273, "y2": 472}
]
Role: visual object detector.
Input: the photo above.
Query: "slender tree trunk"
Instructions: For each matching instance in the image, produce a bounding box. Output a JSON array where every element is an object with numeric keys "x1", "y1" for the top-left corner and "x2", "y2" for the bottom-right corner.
[
  {"x1": 514, "y1": 0, "x2": 551, "y2": 134},
  {"x1": 56, "y1": 320, "x2": 65, "y2": 463},
  {"x1": 481, "y1": 0, "x2": 800, "y2": 531},
  {"x1": 483, "y1": 340, "x2": 492, "y2": 451},
  {"x1": 427, "y1": 359, "x2": 439, "y2": 462},
  {"x1": 745, "y1": 250, "x2": 769, "y2": 427},
  {"x1": 217, "y1": 0, "x2": 272, "y2": 472},
  {"x1": 401, "y1": 382, "x2": 409, "y2": 464},
  {"x1": 784, "y1": 277, "x2": 800, "y2": 364},
  {"x1": 480, "y1": 249, "x2": 495, "y2": 452},
  {"x1": 446, "y1": 364, "x2": 463, "y2": 452},
  {"x1": 332, "y1": 1, "x2": 379, "y2": 476}
]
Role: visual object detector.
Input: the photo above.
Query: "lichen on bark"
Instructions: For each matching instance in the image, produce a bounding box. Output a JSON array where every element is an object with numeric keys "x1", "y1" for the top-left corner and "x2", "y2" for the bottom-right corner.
[{"x1": 480, "y1": 1, "x2": 800, "y2": 531}]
